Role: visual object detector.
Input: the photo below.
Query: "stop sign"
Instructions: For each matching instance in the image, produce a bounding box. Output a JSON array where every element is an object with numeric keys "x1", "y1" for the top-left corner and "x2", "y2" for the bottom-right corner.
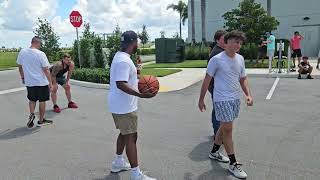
[{"x1": 69, "y1": 11, "x2": 82, "y2": 28}]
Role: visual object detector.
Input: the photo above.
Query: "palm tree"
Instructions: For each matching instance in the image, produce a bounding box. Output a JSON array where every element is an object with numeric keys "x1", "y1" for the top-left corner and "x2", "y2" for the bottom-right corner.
[
  {"x1": 191, "y1": 0, "x2": 195, "y2": 43},
  {"x1": 167, "y1": 0, "x2": 188, "y2": 39},
  {"x1": 201, "y1": 0, "x2": 206, "y2": 42},
  {"x1": 267, "y1": 0, "x2": 271, "y2": 16}
]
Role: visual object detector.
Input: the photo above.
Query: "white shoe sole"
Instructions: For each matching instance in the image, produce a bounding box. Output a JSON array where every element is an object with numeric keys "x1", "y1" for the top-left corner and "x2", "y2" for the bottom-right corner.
[
  {"x1": 209, "y1": 153, "x2": 229, "y2": 163},
  {"x1": 36, "y1": 123, "x2": 52, "y2": 127},
  {"x1": 111, "y1": 167, "x2": 130, "y2": 173},
  {"x1": 228, "y1": 168, "x2": 247, "y2": 179}
]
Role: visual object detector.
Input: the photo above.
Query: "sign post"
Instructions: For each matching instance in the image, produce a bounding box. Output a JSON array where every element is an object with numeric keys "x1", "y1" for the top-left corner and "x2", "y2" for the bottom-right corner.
[{"x1": 69, "y1": 11, "x2": 83, "y2": 68}]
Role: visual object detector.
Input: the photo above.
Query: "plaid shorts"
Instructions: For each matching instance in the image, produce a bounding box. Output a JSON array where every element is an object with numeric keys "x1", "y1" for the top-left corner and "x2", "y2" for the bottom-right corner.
[{"x1": 214, "y1": 99, "x2": 241, "y2": 122}]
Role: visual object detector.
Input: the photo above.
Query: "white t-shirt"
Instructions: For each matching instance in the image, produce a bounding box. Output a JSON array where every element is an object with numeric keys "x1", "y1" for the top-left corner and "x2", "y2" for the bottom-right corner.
[
  {"x1": 207, "y1": 51, "x2": 246, "y2": 102},
  {"x1": 16, "y1": 48, "x2": 50, "y2": 87},
  {"x1": 108, "y1": 52, "x2": 138, "y2": 114}
]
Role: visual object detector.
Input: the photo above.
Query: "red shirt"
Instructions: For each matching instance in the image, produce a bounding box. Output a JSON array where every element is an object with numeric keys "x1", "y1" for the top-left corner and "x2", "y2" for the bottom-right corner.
[{"x1": 291, "y1": 35, "x2": 303, "y2": 50}]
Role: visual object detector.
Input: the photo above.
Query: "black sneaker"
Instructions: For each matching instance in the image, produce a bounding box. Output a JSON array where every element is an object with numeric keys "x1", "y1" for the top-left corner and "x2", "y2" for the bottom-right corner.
[
  {"x1": 307, "y1": 75, "x2": 314, "y2": 79},
  {"x1": 316, "y1": 65, "x2": 319, "y2": 70},
  {"x1": 27, "y1": 113, "x2": 35, "y2": 128},
  {"x1": 298, "y1": 75, "x2": 301, "y2": 79},
  {"x1": 37, "y1": 119, "x2": 53, "y2": 127}
]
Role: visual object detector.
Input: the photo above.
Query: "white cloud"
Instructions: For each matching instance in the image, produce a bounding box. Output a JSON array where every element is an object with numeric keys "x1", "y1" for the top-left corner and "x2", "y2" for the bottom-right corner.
[
  {"x1": 1, "y1": 0, "x2": 58, "y2": 31},
  {"x1": 71, "y1": 0, "x2": 188, "y2": 40},
  {"x1": 0, "y1": 0, "x2": 188, "y2": 47}
]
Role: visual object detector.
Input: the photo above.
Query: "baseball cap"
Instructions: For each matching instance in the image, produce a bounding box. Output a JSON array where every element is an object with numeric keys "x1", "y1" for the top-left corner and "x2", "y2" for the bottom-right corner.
[{"x1": 121, "y1": 31, "x2": 138, "y2": 48}]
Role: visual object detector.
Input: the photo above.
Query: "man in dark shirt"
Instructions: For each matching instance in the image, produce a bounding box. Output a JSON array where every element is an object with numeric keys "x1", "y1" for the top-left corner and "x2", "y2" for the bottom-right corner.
[
  {"x1": 208, "y1": 30, "x2": 226, "y2": 138},
  {"x1": 298, "y1": 56, "x2": 313, "y2": 79},
  {"x1": 257, "y1": 36, "x2": 267, "y2": 63}
]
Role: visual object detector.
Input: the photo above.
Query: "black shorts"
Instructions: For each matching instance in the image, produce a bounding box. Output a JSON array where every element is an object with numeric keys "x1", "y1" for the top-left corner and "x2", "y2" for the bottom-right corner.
[
  {"x1": 292, "y1": 49, "x2": 302, "y2": 58},
  {"x1": 56, "y1": 76, "x2": 66, "y2": 86},
  {"x1": 27, "y1": 86, "x2": 50, "y2": 102}
]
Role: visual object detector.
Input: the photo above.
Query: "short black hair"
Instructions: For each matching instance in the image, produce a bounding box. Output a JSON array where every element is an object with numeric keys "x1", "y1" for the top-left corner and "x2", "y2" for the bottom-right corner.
[
  {"x1": 224, "y1": 30, "x2": 246, "y2": 44},
  {"x1": 294, "y1": 31, "x2": 299, "y2": 35},
  {"x1": 302, "y1": 56, "x2": 308, "y2": 60},
  {"x1": 31, "y1": 36, "x2": 41, "y2": 44},
  {"x1": 63, "y1": 53, "x2": 71, "y2": 58},
  {"x1": 213, "y1": 30, "x2": 227, "y2": 42}
]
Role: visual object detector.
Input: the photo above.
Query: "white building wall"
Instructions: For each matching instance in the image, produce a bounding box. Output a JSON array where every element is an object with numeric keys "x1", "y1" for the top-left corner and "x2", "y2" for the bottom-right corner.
[{"x1": 188, "y1": 0, "x2": 320, "y2": 56}]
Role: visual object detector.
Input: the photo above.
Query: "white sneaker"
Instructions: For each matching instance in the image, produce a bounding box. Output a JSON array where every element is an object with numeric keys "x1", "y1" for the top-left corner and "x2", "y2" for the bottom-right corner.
[
  {"x1": 111, "y1": 160, "x2": 131, "y2": 173},
  {"x1": 209, "y1": 152, "x2": 230, "y2": 163},
  {"x1": 228, "y1": 162, "x2": 247, "y2": 179},
  {"x1": 130, "y1": 172, "x2": 157, "y2": 180}
]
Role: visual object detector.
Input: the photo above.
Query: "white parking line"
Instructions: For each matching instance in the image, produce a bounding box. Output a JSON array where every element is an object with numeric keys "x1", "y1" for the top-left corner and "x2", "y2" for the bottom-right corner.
[
  {"x1": 266, "y1": 77, "x2": 280, "y2": 100},
  {"x1": 0, "y1": 87, "x2": 25, "y2": 95}
]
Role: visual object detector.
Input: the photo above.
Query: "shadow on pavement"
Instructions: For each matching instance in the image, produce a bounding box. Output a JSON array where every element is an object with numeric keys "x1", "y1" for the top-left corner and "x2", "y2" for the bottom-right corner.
[
  {"x1": 0, "y1": 126, "x2": 40, "y2": 140},
  {"x1": 188, "y1": 136, "x2": 212, "y2": 162},
  {"x1": 188, "y1": 136, "x2": 232, "y2": 180},
  {"x1": 93, "y1": 173, "x2": 120, "y2": 180}
]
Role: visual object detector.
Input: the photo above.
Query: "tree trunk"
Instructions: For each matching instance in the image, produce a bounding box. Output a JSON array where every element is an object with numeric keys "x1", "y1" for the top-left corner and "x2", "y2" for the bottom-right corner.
[
  {"x1": 191, "y1": 0, "x2": 195, "y2": 43},
  {"x1": 267, "y1": 0, "x2": 271, "y2": 16},
  {"x1": 201, "y1": 0, "x2": 206, "y2": 43},
  {"x1": 180, "y1": 14, "x2": 182, "y2": 39}
]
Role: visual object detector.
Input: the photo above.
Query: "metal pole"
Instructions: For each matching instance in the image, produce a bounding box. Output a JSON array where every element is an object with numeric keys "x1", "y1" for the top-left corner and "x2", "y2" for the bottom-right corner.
[
  {"x1": 278, "y1": 40, "x2": 282, "y2": 73},
  {"x1": 76, "y1": 28, "x2": 81, "y2": 68}
]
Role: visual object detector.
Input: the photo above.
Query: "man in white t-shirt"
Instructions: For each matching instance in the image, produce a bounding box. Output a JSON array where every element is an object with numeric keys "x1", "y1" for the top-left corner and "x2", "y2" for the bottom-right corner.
[
  {"x1": 198, "y1": 31, "x2": 253, "y2": 179},
  {"x1": 108, "y1": 31, "x2": 157, "y2": 180},
  {"x1": 17, "y1": 36, "x2": 53, "y2": 128}
]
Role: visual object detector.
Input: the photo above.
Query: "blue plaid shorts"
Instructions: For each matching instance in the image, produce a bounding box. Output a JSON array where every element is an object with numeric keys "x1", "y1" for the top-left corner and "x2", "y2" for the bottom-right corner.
[{"x1": 214, "y1": 99, "x2": 241, "y2": 122}]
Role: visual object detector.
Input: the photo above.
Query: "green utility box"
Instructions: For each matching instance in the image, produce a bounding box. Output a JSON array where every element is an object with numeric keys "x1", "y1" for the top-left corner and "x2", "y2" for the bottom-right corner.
[{"x1": 155, "y1": 38, "x2": 185, "y2": 63}]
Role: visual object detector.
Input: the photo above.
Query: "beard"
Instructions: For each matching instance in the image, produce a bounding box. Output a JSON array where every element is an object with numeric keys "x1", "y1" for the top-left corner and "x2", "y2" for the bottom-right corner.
[{"x1": 133, "y1": 45, "x2": 138, "y2": 54}]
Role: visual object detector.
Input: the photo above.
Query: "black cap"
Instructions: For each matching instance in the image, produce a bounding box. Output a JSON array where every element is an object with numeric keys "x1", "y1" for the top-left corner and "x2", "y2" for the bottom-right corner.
[{"x1": 121, "y1": 31, "x2": 138, "y2": 48}]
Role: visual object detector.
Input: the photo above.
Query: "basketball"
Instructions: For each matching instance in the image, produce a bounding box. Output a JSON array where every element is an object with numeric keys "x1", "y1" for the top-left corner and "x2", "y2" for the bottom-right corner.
[{"x1": 138, "y1": 75, "x2": 159, "y2": 94}]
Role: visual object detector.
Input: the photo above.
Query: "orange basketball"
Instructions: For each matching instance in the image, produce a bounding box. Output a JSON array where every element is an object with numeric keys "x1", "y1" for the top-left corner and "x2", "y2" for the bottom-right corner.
[{"x1": 138, "y1": 75, "x2": 159, "y2": 94}]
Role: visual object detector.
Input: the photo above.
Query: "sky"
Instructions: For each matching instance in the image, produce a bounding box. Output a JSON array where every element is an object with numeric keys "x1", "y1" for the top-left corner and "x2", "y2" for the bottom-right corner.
[{"x1": 0, "y1": 0, "x2": 188, "y2": 48}]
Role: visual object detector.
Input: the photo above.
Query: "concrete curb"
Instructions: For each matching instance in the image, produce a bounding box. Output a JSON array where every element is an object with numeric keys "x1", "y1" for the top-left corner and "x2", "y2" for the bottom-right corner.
[
  {"x1": 70, "y1": 79, "x2": 109, "y2": 89},
  {"x1": 247, "y1": 73, "x2": 320, "y2": 78}
]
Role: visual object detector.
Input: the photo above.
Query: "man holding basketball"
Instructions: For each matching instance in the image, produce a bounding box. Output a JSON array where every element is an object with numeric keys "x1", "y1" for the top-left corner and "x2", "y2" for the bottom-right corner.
[
  {"x1": 108, "y1": 31, "x2": 157, "y2": 180},
  {"x1": 198, "y1": 31, "x2": 253, "y2": 179}
]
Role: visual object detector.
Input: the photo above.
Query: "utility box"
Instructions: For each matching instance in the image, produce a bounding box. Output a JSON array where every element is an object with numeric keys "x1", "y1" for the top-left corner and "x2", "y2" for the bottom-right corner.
[{"x1": 155, "y1": 38, "x2": 185, "y2": 63}]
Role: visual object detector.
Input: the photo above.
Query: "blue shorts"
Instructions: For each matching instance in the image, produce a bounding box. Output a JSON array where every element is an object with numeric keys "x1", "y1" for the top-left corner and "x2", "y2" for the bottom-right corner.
[{"x1": 214, "y1": 99, "x2": 240, "y2": 122}]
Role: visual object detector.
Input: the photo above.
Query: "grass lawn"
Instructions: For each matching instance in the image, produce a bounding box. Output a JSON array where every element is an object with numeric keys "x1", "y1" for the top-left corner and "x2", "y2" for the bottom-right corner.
[
  {"x1": 0, "y1": 52, "x2": 18, "y2": 69},
  {"x1": 144, "y1": 59, "x2": 292, "y2": 69},
  {"x1": 141, "y1": 68, "x2": 182, "y2": 77},
  {"x1": 245, "y1": 59, "x2": 291, "y2": 68},
  {"x1": 144, "y1": 60, "x2": 207, "y2": 68}
]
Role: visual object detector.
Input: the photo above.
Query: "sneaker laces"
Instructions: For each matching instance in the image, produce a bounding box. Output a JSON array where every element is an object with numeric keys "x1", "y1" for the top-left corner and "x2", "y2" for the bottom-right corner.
[
  {"x1": 233, "y1": 162, "x2": 243, "y2": 172},
  {"x1": 217, "y1": 152, "x2": 223, "y2": 160},
  {"x1": 29, "y1": 113, "x2": 35, "y2": 119}
]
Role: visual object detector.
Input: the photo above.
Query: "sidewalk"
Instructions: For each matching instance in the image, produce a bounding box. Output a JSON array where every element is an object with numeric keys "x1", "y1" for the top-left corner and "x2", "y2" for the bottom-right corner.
[
  {"x1": 156, "y1": 60, "x2": 320, "y2": 92},
  {"x1": 69, "y1": 60, "x2": 320, "y2": 92}
]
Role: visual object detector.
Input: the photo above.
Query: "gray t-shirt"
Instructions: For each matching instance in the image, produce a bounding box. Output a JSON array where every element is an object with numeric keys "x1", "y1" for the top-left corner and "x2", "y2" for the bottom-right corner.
[{"x1": 207, "y1": 51, "x2": 246, "y2": 102}]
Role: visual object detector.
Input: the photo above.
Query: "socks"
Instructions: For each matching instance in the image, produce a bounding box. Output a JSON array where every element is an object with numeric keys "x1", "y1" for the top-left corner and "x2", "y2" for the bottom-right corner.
[
  {"x1": 228, "y1": 154, "x2": 237, "y2": 165},
  {"x1": 116, "y1": 154, "x2": 123, "y2": 160},
  {"x1": 131, "y1": 166, "x2": 141, "y2": 177},
  {"x1": 114, "y1": 154, "x2": 124, "y2": 165},
  {"x1": 211, "y1": 143, "x2": 221, "y2": 154}
]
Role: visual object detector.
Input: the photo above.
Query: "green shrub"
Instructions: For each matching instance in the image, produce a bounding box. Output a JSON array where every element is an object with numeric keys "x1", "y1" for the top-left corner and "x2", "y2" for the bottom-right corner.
[
  {"x1": 239, "y1": 43, "x2": 258, "y2": 60},
  {"x1": 185, "y1": 44, "x2": 209, "y2": 60},
  {"x1": 71, "y1": 68, "x2": 110, "y2": 84},
  {"x1": 239, "y1": 39, "x2": 290, "y2": 60},
  {"x1": 137, "y1": 48, "x2": 155, "y2": 55}
]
